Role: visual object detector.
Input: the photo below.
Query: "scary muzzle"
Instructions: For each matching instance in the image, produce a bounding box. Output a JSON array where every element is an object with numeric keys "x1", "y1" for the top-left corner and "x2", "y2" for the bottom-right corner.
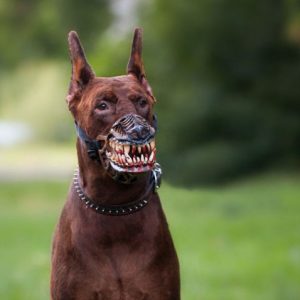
[{"x1": 75, "y1": 114, "x2": 157, "y2": 175}]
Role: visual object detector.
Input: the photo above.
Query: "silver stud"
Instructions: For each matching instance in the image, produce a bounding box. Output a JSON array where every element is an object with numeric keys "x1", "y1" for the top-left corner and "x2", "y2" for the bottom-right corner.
[
  {"x1": 108, "y1": 210, "x2": 112, "y2": 214},
  {"x1": 139, "y1": 203, "x2": 143, "y2": 207},
  {"x1": 102, "y1": 208, "x2": 105, "y2": 212},
  {"x1": 135, "y1": 206, "x2": 138, "y2": 210},
  {"x1": 90, "y1": 204, "x2": 94, "y2": 208},
  {"x1": 143, "y1": 200, "x2": 148, "y2": 204},
  {"x1": 96, "y1": 206, "x2": 99, "y2": 211},
  {"x1": 116, "y1": 210, "x2": 119, "y2": 214}
]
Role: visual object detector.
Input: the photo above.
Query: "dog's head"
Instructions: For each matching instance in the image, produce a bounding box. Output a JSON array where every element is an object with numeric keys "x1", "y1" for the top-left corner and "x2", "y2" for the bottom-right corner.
[{"x1": 67, "y1": 29, "x2": 157, "y2": 174}]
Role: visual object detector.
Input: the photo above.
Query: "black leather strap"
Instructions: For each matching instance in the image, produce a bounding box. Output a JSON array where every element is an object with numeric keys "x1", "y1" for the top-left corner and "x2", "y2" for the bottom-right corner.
[{"x1": 75, "y1": 122, "x2": 102, "y2": 161}]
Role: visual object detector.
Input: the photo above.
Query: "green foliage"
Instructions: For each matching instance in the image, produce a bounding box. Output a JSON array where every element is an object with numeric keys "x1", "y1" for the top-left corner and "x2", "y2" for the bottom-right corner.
[
  {"x1": 0, "y1": 0, "x2": 111, "y2": 68},
  {"x1": 140, "y1": 0, "x2": 300, "y2": 185},
  {"x1": 1, "y1": 173, "x2": 300, "y2": 299},
  {"x1": 1, "y1": 0, "x2": 300, "y2": 184}
]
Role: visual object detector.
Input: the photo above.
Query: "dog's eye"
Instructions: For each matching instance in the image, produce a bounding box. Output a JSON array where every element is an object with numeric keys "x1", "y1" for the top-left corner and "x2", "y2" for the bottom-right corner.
[
  {"x1": 96, "y1": 102, "x2": 108, "y2": 111},
  {"x1": 138, "y1": 98, "x2": 148, "y2": 108}
]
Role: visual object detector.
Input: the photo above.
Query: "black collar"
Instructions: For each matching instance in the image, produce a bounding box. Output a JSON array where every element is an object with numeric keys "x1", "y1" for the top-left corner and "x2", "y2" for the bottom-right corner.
[{"x1": 73, "y1": 163, "x2": 162, "y2": 216}]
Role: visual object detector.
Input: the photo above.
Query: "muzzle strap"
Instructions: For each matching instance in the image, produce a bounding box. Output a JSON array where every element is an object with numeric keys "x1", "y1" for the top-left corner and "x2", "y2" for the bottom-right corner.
[{"x1": 75, "y1": 122, "x2": 102, "y2": 161}]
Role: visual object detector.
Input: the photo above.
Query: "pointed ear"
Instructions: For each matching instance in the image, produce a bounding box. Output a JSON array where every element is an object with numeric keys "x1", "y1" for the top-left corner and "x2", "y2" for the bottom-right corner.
[
  {"x1": 66, "y1": 31, "x2": 95, "y2": 109},
  {"x1": 127, "y1": 28, "x2": 156, "y2": 102}
]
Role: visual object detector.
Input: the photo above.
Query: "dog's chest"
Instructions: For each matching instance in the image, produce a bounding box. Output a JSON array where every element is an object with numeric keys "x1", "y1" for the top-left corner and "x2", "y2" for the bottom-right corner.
[{"x1": 71, "y1": 237, "x2": 160, "y2": 300}]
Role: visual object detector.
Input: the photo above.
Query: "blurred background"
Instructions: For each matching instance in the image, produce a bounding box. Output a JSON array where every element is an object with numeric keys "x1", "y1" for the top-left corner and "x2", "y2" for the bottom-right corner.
[{"x1": 0, "y1": 0, "x2": 300, "y2": 299}]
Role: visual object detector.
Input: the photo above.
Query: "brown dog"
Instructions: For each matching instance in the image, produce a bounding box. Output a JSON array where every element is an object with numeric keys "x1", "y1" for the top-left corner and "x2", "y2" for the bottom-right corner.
[{"x1": 50, "y1": 28, "x2": 180, "y2": 300}]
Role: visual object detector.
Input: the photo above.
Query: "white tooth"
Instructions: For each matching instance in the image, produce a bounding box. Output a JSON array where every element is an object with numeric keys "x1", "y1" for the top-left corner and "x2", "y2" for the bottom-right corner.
[
  {"x1": 107, "y1": 152, "x2": 111, "y2": 157},
  {"x1": 133, "y1": 156, "x2": 137, "y2": 164},
  {"x1": 118, "y1": 153, "x2": 122, "y2": 162},
  {"x1": 126, "y1": 155, "x2": 132, "y2": 164},
  {"x1": 144, "y1": 155, "x2": 148, "y2": 163},
  {"x1": 141, "y1": 154, "x2": 145, "y2": 163},
  {"x1": 122, "y1": 154, "x2": 126, "y2": 164},
  {"x1": 149, "y1": 151, "x2": 154, "y2": 162},
  {"x1": 150, "y1": 141, "x2": 155, "y2": 150},
  {"x1": 138, "y1": 146, "x2": 142, "y2": 153},
  {"x1": 146, "y1": 143, "x2": 151, "y2": 152},
  {"x1": 124, "y1": 144, "x2": 130, "y2": 155},
  {"x1": 137, "y1": 157, "x2": 140, "y2": 163}
]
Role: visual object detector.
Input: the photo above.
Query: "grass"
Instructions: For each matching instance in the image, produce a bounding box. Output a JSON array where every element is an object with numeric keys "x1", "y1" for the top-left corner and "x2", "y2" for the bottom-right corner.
[{"x1": 0, "y1": 173, "x2": 300, "y2": 299}]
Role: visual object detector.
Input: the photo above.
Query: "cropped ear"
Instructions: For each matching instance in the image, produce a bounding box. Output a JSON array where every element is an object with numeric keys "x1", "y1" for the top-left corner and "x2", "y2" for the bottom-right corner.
[
  {"x1": 66, "y1": 31, "x2": 95, "y2": 109},
  {"x1": 127, "y1": 28, "x2": 156, "y2": 102}
]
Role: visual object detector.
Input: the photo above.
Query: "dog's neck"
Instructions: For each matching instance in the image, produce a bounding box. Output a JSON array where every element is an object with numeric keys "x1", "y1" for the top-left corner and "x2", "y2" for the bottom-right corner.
[{"x1": 76, "y1": 139, "x2": 150, "y2": 205}]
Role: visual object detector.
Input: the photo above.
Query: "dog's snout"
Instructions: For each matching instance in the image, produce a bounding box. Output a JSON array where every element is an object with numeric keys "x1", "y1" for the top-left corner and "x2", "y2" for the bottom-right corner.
[
  {"x1": 111, "y1": 114, "x2": 155, "y2": 143},
  {"x1": 129, "y1": 125, "x2": 150, "y2": 141}
]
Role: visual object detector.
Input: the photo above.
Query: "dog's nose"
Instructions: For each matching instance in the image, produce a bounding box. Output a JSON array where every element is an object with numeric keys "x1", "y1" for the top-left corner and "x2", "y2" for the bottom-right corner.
[{"x1": 129, "y1": 125, "x2": 150, "y2": 141}]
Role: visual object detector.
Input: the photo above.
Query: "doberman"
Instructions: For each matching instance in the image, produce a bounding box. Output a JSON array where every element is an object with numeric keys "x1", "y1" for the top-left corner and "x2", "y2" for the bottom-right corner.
[{"x1": 50, "y1": 28, "x2": 180, "y2": 300}]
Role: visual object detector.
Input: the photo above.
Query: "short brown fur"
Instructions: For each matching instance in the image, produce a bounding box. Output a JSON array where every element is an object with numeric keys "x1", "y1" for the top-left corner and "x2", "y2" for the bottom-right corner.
[{"x1": 51, "y1": 29, "x2": 180, "y2": 300}]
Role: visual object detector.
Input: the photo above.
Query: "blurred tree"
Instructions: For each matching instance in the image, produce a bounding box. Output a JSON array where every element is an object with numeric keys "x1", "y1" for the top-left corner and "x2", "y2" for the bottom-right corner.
[
  {"x1": 1, "y1": 0, "x2": 300, "y2": 186},
  {"x1": 0, "y1": 0, "x2": 111, "y2": 67},
  {"x1": 140, "y1": 0, "x2": 300, "y2": 185}
]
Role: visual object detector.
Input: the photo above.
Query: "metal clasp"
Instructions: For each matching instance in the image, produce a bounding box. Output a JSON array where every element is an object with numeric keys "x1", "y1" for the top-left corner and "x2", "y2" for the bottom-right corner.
[{"x1": 152, "y1": 163, "x2": 162, "y2": 191}]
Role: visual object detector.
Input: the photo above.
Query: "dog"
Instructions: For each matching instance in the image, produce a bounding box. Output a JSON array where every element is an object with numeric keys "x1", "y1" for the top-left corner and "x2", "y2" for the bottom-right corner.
[{"x1": 50, "y1": 28, "x2": 180, "y2": 300}]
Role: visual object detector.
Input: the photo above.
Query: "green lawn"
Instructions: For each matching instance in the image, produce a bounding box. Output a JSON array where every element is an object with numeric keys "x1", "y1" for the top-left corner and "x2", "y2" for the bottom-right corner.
[{"x1": 0, "y1": 173, "x2": 300, "y2": 300}]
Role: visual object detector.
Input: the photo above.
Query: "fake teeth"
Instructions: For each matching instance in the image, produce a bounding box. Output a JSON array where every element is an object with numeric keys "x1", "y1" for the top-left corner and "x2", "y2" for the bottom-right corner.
[
  {"x1": 106, "y1": 139, "x2": 156, "y2": 169},
  {"x1": 124, "y1": 144, "x2": 130, "y2": 155}
]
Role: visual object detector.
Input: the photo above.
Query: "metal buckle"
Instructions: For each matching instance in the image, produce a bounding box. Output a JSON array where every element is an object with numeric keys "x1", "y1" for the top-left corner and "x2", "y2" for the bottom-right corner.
[{"x1": 152, "y1": 163, "x2": 162, "y2": 191}]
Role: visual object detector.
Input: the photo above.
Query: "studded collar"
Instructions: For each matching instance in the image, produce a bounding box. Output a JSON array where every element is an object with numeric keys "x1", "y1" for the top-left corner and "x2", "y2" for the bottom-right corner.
[{"x1": 73, "y1": 163, "x2": 162, "y2": 216}]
